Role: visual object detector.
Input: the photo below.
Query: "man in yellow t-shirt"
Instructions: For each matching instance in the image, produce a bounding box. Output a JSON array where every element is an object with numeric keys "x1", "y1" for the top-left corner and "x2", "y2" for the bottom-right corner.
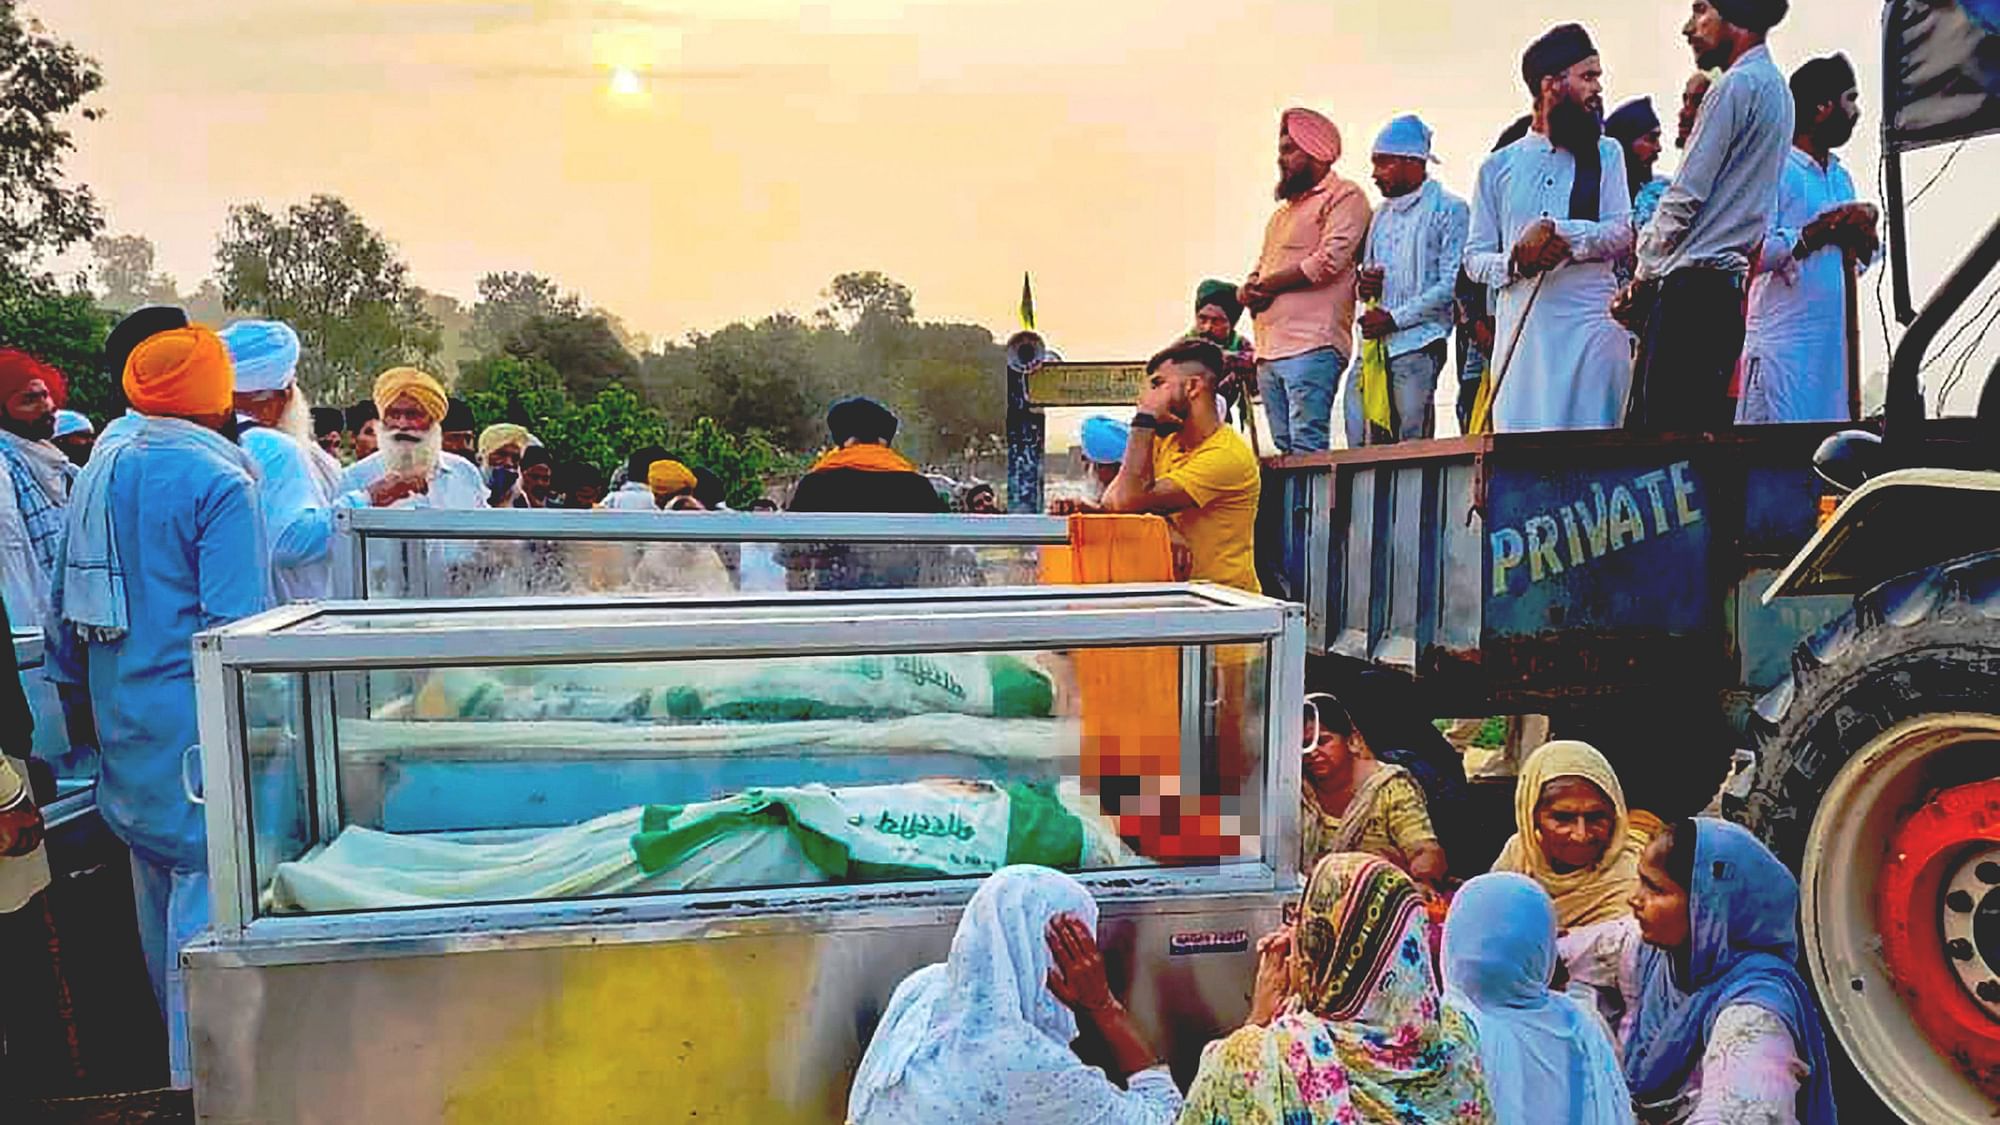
[{"x1": 1055, "y1": 338, "x2": 1262, "y2": 592}]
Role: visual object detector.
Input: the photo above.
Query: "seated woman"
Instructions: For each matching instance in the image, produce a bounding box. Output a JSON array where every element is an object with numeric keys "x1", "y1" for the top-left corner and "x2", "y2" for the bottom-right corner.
[
  {"x1": 1180, "y1": 853, "x2": 1491, "y2": 1123},
  {"x1": 1490, "y1": 741, "x2": 1645, "y2": 1026},
  {"x1": 1579, "y1": 819, "x2": 1837, "y2": 1124},
  {"x1": 847, "y1": 865, "x2": 1181, "y2": 1125},
  {"x1": 1442, "y1": 872, "x2": 1633, "y2": 1125},
  {"x1": 1300, "y1": 694, "x2": 1447, "y2": 886}
]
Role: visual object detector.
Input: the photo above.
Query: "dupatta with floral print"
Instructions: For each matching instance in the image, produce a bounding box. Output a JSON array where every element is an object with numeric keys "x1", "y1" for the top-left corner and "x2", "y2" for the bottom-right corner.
[{"x1": 1179, "y1": 853, "x2": 1494, "y2": 1124}]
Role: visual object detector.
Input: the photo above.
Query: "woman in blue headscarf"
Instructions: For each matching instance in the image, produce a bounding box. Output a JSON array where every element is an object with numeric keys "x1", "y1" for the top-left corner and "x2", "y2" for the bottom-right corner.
[
  {"x1": 1443, "y1": 872, "x2": 1633, "y2": 1124},
  {"x1": 1623, "y1": 818, "x2": 1837, "y2": 1124}
]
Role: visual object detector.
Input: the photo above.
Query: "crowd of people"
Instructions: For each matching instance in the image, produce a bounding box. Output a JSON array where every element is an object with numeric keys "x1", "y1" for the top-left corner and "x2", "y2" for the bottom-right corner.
[
  {"x1": 1158, "y1": 0, "x2": 1881, "y2": 453},
  {"x1": 0, "y1": 0, "x2": 1876, "y2": 1116}
]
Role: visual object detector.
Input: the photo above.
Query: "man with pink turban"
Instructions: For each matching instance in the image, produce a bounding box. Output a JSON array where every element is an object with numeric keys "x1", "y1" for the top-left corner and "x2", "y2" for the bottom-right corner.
[{"x1": 1240, "y1": 108, "x2": 1372, "y2": 453}]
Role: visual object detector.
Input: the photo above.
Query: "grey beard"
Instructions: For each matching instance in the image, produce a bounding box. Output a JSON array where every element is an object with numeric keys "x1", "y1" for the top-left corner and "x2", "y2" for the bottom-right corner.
[
  {"x1": 276, "y1": 386, "x2": 316, "y2": 448},
  {"x1": 381, "y1": 427, "x2": 441, "y2": 477}
]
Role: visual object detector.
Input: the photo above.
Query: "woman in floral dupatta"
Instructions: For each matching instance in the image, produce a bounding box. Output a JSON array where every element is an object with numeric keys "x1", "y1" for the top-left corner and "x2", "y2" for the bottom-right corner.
[{"x1": 1179, "y1": 853, "x2": 1493, "y2": 1124}]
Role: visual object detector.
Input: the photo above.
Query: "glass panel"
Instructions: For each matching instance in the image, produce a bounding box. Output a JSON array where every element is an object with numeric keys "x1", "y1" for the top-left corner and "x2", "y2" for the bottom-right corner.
[
  {"x1": 243, "y1": 671, "x2": 315, "y2": 903},
  {"x1": 245, "y1": 641, "x2": 1270, "y2": 916},
  {"x1": 356, "y1": 537, "x2": 1048, "y2": 599},
  {"x1": 288, "y1": 590, "x2": 1218, "y2": 635}
]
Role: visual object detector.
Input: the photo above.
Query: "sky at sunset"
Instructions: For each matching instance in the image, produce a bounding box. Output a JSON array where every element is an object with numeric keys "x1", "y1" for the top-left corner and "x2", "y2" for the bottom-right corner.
[{"x1": 32, "y1": 0, "x2": 2000, "y2": 413}]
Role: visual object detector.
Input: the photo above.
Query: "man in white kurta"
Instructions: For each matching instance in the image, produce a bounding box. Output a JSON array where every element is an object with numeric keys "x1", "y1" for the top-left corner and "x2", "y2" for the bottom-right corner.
[
  {"x1": 1738, "y1": 54, "x2": 1879, "y2": 424},
  {"x1": 1465, "y1": 24, "x2": 1634, "y2": 432}
]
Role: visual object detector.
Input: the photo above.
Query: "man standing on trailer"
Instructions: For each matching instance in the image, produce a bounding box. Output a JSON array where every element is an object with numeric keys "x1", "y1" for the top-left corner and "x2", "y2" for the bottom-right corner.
[
  {"x1": 1622, "y1": 0, "x2": 1794, "y2": 431},
  {"x1": 1737, "y1": 53, "x2": 1880, "y2": 424},
  {"x1": 47, "y1": 326, "x2": 272, "y2": 1089},
  {"x1": 1241, "y1": 108, "x2": 1372, "y2": 453},
  {"x1": 1463, "y1": 24, "x2": 1635, "y2": 432}
]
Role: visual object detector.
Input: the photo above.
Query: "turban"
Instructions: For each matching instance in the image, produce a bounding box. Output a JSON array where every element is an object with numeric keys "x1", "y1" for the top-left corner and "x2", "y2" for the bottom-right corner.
[
  {"x1": 520, "y1": 445, "x2": 554, "y2": 471},
  {"x1": 478, "y1": 423, "x2": 531, "y2": 462},
  {"x1": 123, "y1": 327, "x2": 235, "y2": 419},
  {"x1": 53, "y1": 410, "x2": 94, "y2": 439},
  {"x1": 1372, "y1": 114, "x2": 1439, "y2": 162},
  {"x1": 1522, "y1": 23, "x2": 1597, "y2": 94},
  {"x1": 827, "y1": 396, "x2": 899, "y2": 444},
  {"x1": 220, "y1": 319, "x2": 301, "y2": 394},
  {"x1": 104, "y1": 306, "x2": 190, "y2": 383},
  {"x1": 442, "y1": 396, "x2": 476, "y2": 433},
  {"x1": 0, "y1": 348, "x2": 66, "y2": 409},
  {"x1": 1605, "y1": 97, "x2": 1661, "y2": 144},
  {"x1": 1281, "y1": 108, "x2": 1342, "y2": 163},
  {"x1": 1790, "y1": 53, "x2": 1857, "y2": 114},
  {"x1": 1079, "y1": 415, "x2": 1130, "y2": 464},
  {"x1": 647, "y1": 459, "x2": 696, "y2": 496},
  {"x1": 345, "y1": 401, "x2": 378, "y2": 430},
  {"x1": 1194, "y1": 279, "x2": 1243, "y2": 326},
  {"x1": 372, "y1": 366, "x2": 448, "y2": 423},
  {"x1": 1713, "y1": 0, "x2": 1788, "y2": 32},
  {"x1": 311, "y1": 406, "x2": 345, "y2": 437}
]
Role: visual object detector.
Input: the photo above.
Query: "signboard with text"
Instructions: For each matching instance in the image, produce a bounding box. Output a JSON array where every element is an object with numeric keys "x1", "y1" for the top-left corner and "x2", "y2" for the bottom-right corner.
[{"x1": 1025, "y1": 361, "x2": 1148, "y2": 408}]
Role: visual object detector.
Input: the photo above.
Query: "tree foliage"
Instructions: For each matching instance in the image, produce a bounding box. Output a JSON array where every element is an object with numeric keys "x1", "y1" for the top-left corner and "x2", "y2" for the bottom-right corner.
[
  {"x1": 213, "y1": 194, "x2": 439, "y2": 404},
  {"x1": 0, "y1": 1, "x2": 104, "y2": 266}
]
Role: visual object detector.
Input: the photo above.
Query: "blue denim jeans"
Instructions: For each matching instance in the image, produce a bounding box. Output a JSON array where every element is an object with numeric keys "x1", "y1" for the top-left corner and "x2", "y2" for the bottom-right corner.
[
  {"x1": 1256, "y1": 346, "x2": 1345, "y2": 453},
  {"x1": 1344, "y1": 339, "x2": 1447, "y2": 445}
]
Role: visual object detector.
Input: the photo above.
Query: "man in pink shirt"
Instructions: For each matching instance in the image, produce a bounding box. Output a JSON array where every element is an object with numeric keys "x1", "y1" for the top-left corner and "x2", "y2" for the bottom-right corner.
[{"x1": 1240, "y1": 108, "x2": 1373, "y2": 453}]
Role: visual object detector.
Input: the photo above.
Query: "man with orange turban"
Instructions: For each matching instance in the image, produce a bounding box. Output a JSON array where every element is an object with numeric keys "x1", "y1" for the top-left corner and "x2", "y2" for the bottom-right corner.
[
  {"x1": 0, "y1": 348, "x2": 77, "y2": 632},
  {"x1": 336, "y1": 366, "x2": 486, "y2": 510},
  {"x1": 45, "y1": 324, "x2": 271, "y2": 1090},
  {"x1": 1240, "y1": 107, "x2": 1372, "y2": 453}
]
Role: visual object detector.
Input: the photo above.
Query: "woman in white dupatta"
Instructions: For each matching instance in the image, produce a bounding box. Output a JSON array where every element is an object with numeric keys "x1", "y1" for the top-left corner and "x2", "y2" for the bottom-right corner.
[
  {"x1": 848, "y1": 865, "x2": 1181, "y2": 1125},
  {"x1": 1443, "y1": 872, "x2": 1634, "y2": 1125}
]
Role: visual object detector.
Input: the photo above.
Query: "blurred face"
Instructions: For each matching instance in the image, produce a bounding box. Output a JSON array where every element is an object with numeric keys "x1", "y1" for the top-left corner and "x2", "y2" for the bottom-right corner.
[
  {"x1": 522, "y1": 461, "x2": 553, "y2": 498},
  {"x1": 54, "y1": 431, "x2": 93, "y2": 466},
  {"x1": 442, "y1": 430, "x2": 476, "y2": 459},
  {"x1": 1679, "y1": 74, "x2": 1713, "y2": 148},
  {"x1": 1633, "y1": 128, "x2": 1664, "y2": 166},
  {"x1": 317, "y1": 430, "x2": 344, "y2": 456},
  {"x1": 485, "y1": 443, "x2": 523, "y2": 472},
  {"x1": 1145, "y1": 360, "x2": 1207, "y2": 432},
  {"x1": 2, "y1": 379, "x2": 58, "y2": 441},
  {"x1": 1533, "y1": 776, "x2": 1617, "y2": 873},
  {"x1": 1816, "y1": 88, "x2": 1861, "y2": 149},
  {"x1": 1277, "y1": 130, "x2": 1326, "y2": 199},
  {"x1": 1194, "y1": 305, "x2": 1234, "y2": 343},
  {"x1": 353, "y1": 419, "x2": 380, "y2": 458},
  {"x1": 571, "y1": 482, "x2": 606, "y2": 509},
  {"x1": 1632, "y1": 834, "x2": 1692, "y2": 950},
  {"x1": 1547, "y1": 56, "x2": 1605, "y2": 119},
  {"x1": 1303, "y1": 726, "x2": 1355, "y2": 788},
  {"x1": 233, "y1": 388, "x2": 289, "y2": 428},
  {"x1": 382, "y1": 395, "x2": 433, "y2": 435},
  {"x1": 1685, "y1": 1, "x2": 1732, "y2": 70},
  {"x1": 1370, "y1": 153, "x2": 1427, "y2": 198},
  {"x1": 967, "y1": 487, "x2": 998, "y2": 514}
]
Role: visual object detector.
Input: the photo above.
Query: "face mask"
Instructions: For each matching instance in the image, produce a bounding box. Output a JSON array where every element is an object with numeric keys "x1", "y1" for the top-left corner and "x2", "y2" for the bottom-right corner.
[{"x1": 487, "y1": 465, "x2": 519, "y2": 494}]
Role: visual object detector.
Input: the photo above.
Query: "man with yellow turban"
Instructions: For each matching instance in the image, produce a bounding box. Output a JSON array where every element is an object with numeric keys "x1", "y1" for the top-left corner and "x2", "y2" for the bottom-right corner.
[
  {"x1": 476, "y1": 422, "x2": 534, "y2": 507},
  {"x1": 45, "y1": 324, "x2": 271, "y2": 1089},
  {"x1": 336, "y1": 367, "x2": 487, "y2": 510}
]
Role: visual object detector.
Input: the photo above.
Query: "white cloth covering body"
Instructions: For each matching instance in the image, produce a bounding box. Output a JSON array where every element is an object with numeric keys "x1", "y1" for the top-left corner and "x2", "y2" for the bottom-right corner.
[
  {"x1": 1738, "y1": 148, "x2": 1873, "y2": 424},
  {"x1": 1465, "y1": 133, "x2": 1635, "y2": 431}
]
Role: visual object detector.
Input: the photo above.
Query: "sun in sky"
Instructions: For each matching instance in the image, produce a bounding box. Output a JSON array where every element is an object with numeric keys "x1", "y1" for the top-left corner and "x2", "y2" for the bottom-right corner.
[{"x1": 608, "y1": 67, "x2": 645, "y2": 99}]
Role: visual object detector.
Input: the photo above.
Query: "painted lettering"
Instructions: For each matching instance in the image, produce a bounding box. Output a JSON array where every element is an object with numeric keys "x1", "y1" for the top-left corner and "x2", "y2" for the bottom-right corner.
[
  {"x1": 1607, "y1": 486, "x2": 1647, "y2": 550},
  {"x1": 1491, "y1": 528, "x2": 1525, "y2": 596},
  {"x1": 1634, "y1": 471, "x2": 1673, "y2": 536},
  {"x1": 1572, "y1": 484, "x2": 1610, "y2": 559},
  {"x1": 1525, "y1": 515, "x2": 1565, "y2": 581},
  {"x1": 1671, "y1": 461, "x2": 1704, "y2": 526},
  {"x1": 1560, "y1": 505, "x2": 1586, "y2": 566}
]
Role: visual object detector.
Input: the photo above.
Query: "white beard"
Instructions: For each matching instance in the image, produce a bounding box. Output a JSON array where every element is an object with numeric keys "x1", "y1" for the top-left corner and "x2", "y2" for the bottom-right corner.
[
  {"x1": 277, "y1": 385, "x2": 316, "y2": 448},
  {"x1": 381, "y1": 426, "x2": 441, "y2": 478}
]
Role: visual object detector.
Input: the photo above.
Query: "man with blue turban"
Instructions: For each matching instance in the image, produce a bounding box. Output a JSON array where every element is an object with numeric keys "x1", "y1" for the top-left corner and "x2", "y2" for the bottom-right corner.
[
  {"x1": 221, "y1": 319, "x2": 341, "y2": 602},
  {"x1": 1077, "y1": 414, "x2": 1128, "y2": 501}
]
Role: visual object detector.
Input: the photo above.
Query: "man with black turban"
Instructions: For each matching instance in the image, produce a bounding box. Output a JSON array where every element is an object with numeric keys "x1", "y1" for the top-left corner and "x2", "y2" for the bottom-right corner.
[
  {"x1": 1739, "y1": 53, "x2": 1879, "y2": 424},
  {"x1": 310, "y1": 406, "x2": 346, "y2": 460},
  {"x1": 1188, "y1": 279, "x2": 1256, "y2": 419},
  {"x1": 1623, "y1": 0, "x2": 1793, "y2": 431},
  {"x1": 1463, "y1": 24, "x2": 1635, "y2": 431},
  {"x1": 786, "y1": 397, "x2": 943, "y2": 514}
]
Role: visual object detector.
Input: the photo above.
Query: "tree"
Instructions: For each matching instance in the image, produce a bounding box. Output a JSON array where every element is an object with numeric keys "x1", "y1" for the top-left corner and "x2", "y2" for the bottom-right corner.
[
  {"x1": 470, "y1": 271, "x2": 580, "y2": 354},
  {"x1": 91, "y1": 233, "x2": 166, "y2": 309},
  {"x1": 214, "y1": 194, "x2": 439, "y2": 403},
  {"x1": 817, "y1": 270, "x2": 913, "y2": 329},
  {"x1": 0, "y1": 265, "x2": 113, "y2": 416},
  {"x1": 0, "y1": 2, "x2": 104, "y2": 266}
]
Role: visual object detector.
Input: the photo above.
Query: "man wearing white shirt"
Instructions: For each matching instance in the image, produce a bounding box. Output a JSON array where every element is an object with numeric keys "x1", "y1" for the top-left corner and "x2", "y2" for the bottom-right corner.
[
  {"x1": 222, "y1": 320, "x2": 339, "y2": 603},
  {"x1": 1464, "y1": 24, "x2": 1635, "y2": 432},
  {"x1": 1737, "y1": 53, "x2": 1879, "y2": 425},
  {"x1": 1623, "y1": 0, "x2": 1794, "y2": 431},
  {"x1": 1346, "y1": 115, "x2": 1470, "y2": 444},
  {"x1": 338, "y1": 367, "x2": 488, "y2": 512}
]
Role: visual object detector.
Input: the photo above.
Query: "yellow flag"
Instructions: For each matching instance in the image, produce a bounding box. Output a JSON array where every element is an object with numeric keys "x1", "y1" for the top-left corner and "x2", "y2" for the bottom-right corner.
[
  {"x1": 1019, "y1": 272, "x2": 1036, "y2": 332},
  {"x1": 1467, "y1": 364, "x2": 1497, "y2": 436}
]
